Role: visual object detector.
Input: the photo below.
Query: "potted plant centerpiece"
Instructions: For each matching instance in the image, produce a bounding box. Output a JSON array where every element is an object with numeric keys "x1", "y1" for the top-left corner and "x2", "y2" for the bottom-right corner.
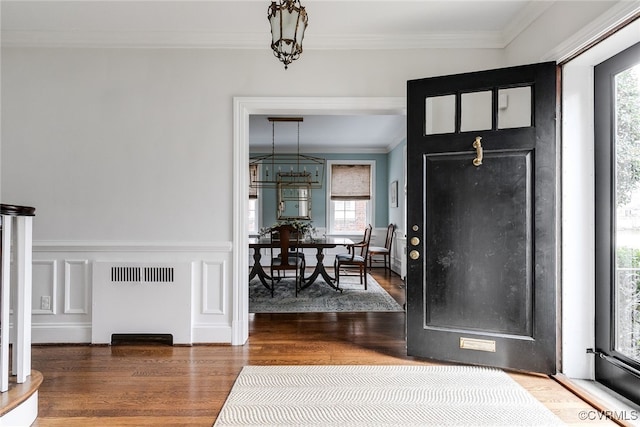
[{"x1": 260, "y1": 220, "x2": 316, "y2": 241}]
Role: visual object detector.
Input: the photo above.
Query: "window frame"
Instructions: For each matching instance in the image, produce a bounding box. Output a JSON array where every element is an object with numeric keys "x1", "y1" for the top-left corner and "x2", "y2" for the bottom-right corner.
[
  {"x1": 326, "y1": 159, "x2": 375, "y2": 235},
  {"x1": 594, "y1": 41, "x2": 640, "y2": 405}
]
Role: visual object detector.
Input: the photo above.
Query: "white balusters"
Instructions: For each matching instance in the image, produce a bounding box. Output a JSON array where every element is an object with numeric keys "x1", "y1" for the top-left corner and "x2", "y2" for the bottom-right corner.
[{"x1": 0, "y1": 205, "x2": 35, "y2": 391}]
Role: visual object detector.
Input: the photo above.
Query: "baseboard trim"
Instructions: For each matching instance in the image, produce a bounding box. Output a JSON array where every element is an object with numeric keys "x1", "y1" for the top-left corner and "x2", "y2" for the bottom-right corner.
[
  {"x1": 32, "y1": 323, "x2": 91, "y2": 344},
  {"x1": 192, "y1": 324, "x2": 232, "y2": 344}
]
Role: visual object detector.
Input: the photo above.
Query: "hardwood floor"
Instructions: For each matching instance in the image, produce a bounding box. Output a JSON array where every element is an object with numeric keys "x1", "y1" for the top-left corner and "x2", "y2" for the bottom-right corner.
[{"x1": 30, "y1": 270, "x2": 614, "y2": 426}]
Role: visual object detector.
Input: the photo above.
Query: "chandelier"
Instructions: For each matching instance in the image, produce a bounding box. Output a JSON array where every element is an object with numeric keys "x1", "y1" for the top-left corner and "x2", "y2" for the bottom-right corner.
[
  {"x1": 268, "y1": 0, "x2": 308, "y2": 69},
  {"x1": 250, "y1": 117, "x2": 325, "y2": 189}
]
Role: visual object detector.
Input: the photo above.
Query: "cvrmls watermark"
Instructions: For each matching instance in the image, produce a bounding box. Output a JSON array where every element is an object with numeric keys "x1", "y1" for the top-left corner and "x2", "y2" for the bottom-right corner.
[{"x1": 578, "y1": 410, "x2": 639, "y2": 421}]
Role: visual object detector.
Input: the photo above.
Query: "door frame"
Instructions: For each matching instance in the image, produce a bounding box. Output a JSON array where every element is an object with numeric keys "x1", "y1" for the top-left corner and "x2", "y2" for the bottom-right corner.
[
  {"x1": 561, "y1": 16, "x2": 640, "y2": 380},
  {"x1": 231, "y1": 97, "x2": 406, "y2": 345}
]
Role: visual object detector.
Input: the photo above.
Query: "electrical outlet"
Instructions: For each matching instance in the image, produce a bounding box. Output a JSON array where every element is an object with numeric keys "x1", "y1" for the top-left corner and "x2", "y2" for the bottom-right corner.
[{"x1": 41, "y1": 296, "x2": 51, "y2": 311}]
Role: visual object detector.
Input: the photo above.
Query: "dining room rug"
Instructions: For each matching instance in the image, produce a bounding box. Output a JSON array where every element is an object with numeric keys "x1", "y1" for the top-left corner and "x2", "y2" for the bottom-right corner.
[
  {"x1": 249, "y1": 274, "x2": 403, "y2": 313},
  {"x1": 213, "y1": 365, "x2": 563, "y2": 426}
]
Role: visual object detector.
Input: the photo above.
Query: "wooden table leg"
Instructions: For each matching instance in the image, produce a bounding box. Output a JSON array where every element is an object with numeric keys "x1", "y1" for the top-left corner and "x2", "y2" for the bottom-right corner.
[
  {"x1": 248, "y1": 247, "x2": 272, "y2": 291},
  {"x1": 300, "y1": 248, "x2": 342, "y2": 292}
]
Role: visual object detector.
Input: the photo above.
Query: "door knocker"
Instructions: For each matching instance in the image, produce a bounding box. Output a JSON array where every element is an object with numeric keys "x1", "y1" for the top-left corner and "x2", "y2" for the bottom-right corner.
[{"x1": 473, "y1": 136, "x2": 483, "y2": 167}]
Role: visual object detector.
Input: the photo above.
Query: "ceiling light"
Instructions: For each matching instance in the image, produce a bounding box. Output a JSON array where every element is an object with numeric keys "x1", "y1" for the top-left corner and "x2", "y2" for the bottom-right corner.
[
  {"x1": 250, "y1": 117, "x2": 325, "y2": 189},
  {"x1": 268, "y1": 0, "x2": 308, "y2": 70}
]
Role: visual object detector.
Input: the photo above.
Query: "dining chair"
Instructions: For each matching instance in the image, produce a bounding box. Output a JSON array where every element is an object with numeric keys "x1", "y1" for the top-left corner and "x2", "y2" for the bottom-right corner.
[
  {"x1": 269, "y1": 224, "x2": 305, "y2": 297},
  {"x1": 368, "y1": 223, "x2": 396, "y2": 271},
  {"x1": 334, "y1": 224, "x2": 372, "y2": 290}
]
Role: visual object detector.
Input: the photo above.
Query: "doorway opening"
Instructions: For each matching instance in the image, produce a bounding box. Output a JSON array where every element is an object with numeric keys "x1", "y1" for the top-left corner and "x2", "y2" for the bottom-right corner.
[{"x1": 232, "y1": 97, "x2": 406, "y2": 345}]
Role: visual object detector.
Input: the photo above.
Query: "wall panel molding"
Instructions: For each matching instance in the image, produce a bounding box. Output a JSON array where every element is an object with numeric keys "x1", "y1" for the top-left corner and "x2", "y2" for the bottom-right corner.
[
  {"x1": 64, "y1": 260, "x2": 89, "y2": 314},
  {"x1": 32, "y1": 260, "x2": 57, "y2": 315},
  {"x1": 31, "y1": 243, "x2": 233, "y2": 344},
  {"x1": 202, "y1": 260, "x2": 226, "y2": 315}
]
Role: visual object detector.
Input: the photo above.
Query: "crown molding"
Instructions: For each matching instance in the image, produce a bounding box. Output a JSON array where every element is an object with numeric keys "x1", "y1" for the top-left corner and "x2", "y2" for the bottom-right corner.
[
  {"x1": 1, "y1": 29, "x2": 509, "y2": 50},
  {"x1": 542, "y1": 0, "x2": 640, "y2": 62},
  {"x1": 501, "y1": 1, "x2": 554, "y2": 47}
]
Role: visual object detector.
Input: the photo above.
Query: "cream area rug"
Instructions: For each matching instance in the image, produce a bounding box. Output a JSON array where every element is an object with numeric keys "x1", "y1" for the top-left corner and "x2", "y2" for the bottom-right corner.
[
  {"x1": 213, "y1": 365, "x2": 563, "y2": 427},
  {"x1": 249, "y1": 274, "x2": 403, "y2": 313}
]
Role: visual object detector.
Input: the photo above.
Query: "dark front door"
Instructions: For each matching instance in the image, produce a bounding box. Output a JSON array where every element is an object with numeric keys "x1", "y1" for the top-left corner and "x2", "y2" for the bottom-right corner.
[{"x1": 406, "y1": 62, "x2": 558, "y2": 374}]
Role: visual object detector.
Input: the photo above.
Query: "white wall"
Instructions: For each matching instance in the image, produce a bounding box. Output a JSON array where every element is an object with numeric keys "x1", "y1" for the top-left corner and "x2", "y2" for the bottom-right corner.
[
  {"x1": 1, "y1": 46, "x2": 505, "y2": 343},
  {"x1": 0, "y1": 0, "x2": 628, "y2": 344},
  {"x1": 1, "y1": 48, "x2": 504, "y2": 242}
]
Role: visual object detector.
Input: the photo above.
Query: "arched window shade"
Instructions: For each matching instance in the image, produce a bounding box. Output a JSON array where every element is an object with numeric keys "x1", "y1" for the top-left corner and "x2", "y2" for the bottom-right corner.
[
  {"x1": 249, "y1": 164, "x2": 258, "y2": 199},
  {"x1": 331, "y1": 164, "x2": 371, "y2": 200}
]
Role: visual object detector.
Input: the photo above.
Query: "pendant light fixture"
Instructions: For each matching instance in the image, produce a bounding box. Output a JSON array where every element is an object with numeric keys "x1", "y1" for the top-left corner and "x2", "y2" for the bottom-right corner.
[
  {"x1": 250, "y1": 117, "x2": 325, "y2": 189},
  {"x1": 268, "y1": 0, "x2": 308, "y2": 69}
]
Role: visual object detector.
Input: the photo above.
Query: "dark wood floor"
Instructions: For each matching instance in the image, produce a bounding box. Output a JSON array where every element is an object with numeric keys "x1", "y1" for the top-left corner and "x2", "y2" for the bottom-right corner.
[{"x1": 30, "y1": 269, "x2": 614, "y2": 426}]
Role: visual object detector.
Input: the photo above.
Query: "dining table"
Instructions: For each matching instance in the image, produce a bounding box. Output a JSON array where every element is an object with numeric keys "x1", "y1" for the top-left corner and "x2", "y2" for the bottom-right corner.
[{"x1": 249, "y1": 236, "x2": 353, "y2": 292}]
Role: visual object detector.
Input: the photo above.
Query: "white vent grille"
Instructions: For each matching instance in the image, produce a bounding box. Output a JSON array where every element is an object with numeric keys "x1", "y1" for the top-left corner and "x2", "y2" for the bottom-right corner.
[
  {"x1": 93, "y1": 262, "x2": 191, "y2": 344},
  {"x1": 110, "y1": 266, "x2": 174, "y2": 283}
]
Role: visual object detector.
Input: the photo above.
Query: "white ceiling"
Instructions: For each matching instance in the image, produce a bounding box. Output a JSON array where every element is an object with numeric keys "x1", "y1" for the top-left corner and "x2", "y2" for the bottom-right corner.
[
  {"x1": 0, "y1": 0, "x2": 619, "y2": 152},
  {"x1": 249, "y1": 114, "x2": 407, "y2": 153}
]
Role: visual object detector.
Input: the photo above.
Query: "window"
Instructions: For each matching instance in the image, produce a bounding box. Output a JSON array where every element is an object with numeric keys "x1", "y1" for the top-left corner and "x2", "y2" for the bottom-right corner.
[
  {"x1": 595, "y1": 41, "x2": 640, "y2": 404},
  {"x1": 248, "y1": 164, "x2": 260, "y2": 234},
  {"x1": 248, "y1": 198, "x2": 259, "y2": 234},
  {"x1": 328, "y1": 161, "x2": 374, "y2": 234}
]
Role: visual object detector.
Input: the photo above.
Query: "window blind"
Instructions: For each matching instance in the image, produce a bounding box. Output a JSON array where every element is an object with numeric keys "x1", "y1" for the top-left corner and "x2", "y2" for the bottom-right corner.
[{"x1": 330, "y1": 164, "x2": 371, "y2": 200}]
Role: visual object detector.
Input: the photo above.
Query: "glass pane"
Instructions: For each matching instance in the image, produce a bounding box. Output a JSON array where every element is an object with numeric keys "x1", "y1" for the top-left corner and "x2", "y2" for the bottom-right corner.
[
  {"x1": 332, "y1": 200, "x2": 368, "y2": 233},
  {"x1": 425, "y1": 95, "x2": 455, "y2": 135},
  {"x1": 614, "y1": 63, "x2": 640, "y2": 364},
  {"x1": 461, "y1": 91, "x2": 492, "y2": 132},
  {"x1": 248, "y1": 199, "x2": 257, "y2": 233},
  {"x1": 498, "y1": 86, "x2": 532, "y2": 129}
]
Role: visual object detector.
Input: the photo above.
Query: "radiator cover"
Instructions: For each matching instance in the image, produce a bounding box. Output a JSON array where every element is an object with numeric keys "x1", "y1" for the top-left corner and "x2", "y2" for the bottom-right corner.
[{"x1": 92, "y1": 262, "x2": 192, "y2": 344}]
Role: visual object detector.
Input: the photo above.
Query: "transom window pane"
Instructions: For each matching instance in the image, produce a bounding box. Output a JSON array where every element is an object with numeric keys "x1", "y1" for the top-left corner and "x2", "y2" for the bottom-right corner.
[
  {"x1": 498, "y1": 86, "x2": 532, "y2": 129},
  {"x1": 460, "y1": 90, "x2": 492, "y2": 132},
  {"x1": 425, "y1": 95, "x2": 456, "y2": 135}
]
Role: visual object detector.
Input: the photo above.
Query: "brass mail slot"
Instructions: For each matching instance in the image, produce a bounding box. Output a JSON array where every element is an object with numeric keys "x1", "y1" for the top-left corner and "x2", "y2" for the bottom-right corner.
[{"x1": 459, "y1": 337, "x2": 496, "y2": 352}]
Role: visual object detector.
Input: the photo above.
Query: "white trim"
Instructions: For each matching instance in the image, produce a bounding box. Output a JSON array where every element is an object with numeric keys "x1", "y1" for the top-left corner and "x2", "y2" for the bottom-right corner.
[
  {"x1": 64, "y1": 260, "x2": 89, "y2": 315},
  {"x1": 0, "y1": 390, "x2": 38, "y2": 427},
  {"x1": 191, "y1": 324, "x2": 233, "y2": 344},
  {"x1": 33, "y1": 241, "x2": 232, "y2": 253},
  {"x1": 32, "y1": 260, "x2": 57, "y2": 315},
  {"x1": 232, "y1": 97, "x2": 406, "y2": 346},
  {"x1": 560, "y1": 15, "x2": 640, "y2": 381},
  {"x1": 202, "y1": 260, "x2": 226, "y2": 315},
  {"x1": 1, "y1": 30, "x2": 517, "y2": 51},
  {"x1": 31, "y1": 322, "x2": 92, "y2": 344},
  {"x1": 502, "y1": 2, "x2": 554, "y2": 48},
  {"x1": 543, "y1": 1, "x2": 640, "y2": 63}
]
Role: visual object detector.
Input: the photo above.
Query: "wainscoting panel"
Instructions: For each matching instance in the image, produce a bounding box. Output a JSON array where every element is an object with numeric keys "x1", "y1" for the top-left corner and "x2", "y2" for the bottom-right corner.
[
  {"x1": 202, "y1": 260, "x2": 226, "y2": 315},
  {"x1": 64, "y1": 260, "x2": 89, "y2": 314},
  {"x1": 32, "y1": 260, "x2": 57, "y2": 315},
  {"x1": 32, "y1": 241, "x2": 233, "y2": 344}
]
